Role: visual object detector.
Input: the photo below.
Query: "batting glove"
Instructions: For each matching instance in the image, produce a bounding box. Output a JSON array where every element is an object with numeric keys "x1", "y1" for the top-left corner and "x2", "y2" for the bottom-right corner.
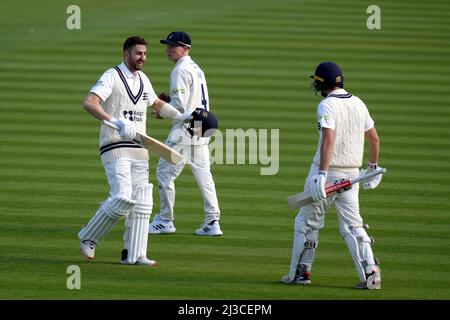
[
  {"x1": 310, "y1": 170, "x2": 327, "y2": 201},
  {"x1": 158, "y1": 92, "x2": 171, "y2": 103},
  {"x1": 361, "y1": 162, "x2": 383, "y2": 190},
  {"x1": 110, "y1": 117, "x2": 136, "y2": 141}
]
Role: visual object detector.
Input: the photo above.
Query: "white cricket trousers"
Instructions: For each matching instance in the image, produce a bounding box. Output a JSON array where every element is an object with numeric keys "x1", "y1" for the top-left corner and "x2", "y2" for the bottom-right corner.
[
  {"x1": 297, "y1": 164, "x2": 362, "y2": 231},
  {"x1": 157, "y1": 142, "x2": 220, "y2": 223},
  {"x1": 105, "y1": 158, "x2": 149, "y2": 198}
]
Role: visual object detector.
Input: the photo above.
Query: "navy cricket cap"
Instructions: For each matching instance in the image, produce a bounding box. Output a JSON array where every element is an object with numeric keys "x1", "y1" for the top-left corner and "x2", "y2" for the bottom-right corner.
[
  {"x1": 311, "y1": 61, "x2": 344, "y2": 90},
  {"x1": 160, "y1": 31, "x2": 191, "y2": 48}
]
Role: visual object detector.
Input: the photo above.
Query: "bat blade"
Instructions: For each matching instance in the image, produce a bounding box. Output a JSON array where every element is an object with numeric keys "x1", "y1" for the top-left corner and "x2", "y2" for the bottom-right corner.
[
  {"x1": 287, "y1": 191, "x2": 314, "y2": 210},
  {"x1": 135, "y1": 132, "x2": 184, "y2": 165},
  {"x1": 102, "y1": 120, "x2": 184, "y2": 165}
]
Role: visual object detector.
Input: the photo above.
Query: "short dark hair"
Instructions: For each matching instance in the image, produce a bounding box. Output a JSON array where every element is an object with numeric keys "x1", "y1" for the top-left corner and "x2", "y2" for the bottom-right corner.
[{"x1": 123, "y1": 36, "x2": 147, "y2": 52}]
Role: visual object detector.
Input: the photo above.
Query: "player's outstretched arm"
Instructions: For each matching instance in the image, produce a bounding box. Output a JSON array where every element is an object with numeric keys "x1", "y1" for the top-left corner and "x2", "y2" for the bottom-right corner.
[{"x1": 151, "y1": 98, "x2": 192, "y2": 123}]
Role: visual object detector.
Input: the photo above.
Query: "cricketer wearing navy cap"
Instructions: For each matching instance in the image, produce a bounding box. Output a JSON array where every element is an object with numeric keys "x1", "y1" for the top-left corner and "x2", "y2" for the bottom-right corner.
[
  {"x1": 281, "y1": 61, "x2": 384, "y2": 289},
  {"x1": 160, "y1": 31, "x2": 192, "y2": 48},
  {"x1": 149, "y1": 30, "x2": 222, "y2": 237}
]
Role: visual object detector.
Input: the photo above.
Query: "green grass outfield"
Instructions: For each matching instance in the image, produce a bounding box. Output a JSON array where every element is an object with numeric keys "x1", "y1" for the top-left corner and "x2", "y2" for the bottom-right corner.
[{"x1": 0, "y1": 0, "x2": 449, "y2": 300}]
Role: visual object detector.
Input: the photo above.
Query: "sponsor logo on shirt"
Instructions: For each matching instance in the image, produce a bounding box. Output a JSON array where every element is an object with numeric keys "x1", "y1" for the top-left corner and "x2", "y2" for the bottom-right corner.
[
  {"x1": 123, "y1": 110, "x2": 144, "y2": 122},
  {"x1": 173, "y1": 88, "x2": 185, "y2": 94}
]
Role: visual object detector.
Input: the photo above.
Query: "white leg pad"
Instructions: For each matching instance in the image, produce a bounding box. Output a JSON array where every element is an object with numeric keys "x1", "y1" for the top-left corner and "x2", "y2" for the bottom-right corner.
[
  {"x1": 122, "y1": 184, "x2": 153, "y2": 264},
  {"x1": 287, "y1": 215, "x2": 319, "y2": 280},
  {"x1": 341, "y1": 224, "x2": 376, "y2": 282},
  {"x1": 78, "y1": 196, "x2": 136, "y2": 243}
]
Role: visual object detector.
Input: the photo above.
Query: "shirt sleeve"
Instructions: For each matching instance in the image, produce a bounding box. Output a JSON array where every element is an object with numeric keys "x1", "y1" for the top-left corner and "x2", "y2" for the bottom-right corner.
[
  {"x1": 317, "y1": 101, "x2": 335, "y2": 130},
  {"x1": 364, "y1": 107, "x2": 375, "y2": 132},
  {"x1": 170, "y1": 68, "x2": 191, "y2": 112},
  {"x1": 90, "y1": 69, "x2": 115, "y2": 101},
  {"x1": 145, "y1": 79, "x2": 158, "y2": 107}
]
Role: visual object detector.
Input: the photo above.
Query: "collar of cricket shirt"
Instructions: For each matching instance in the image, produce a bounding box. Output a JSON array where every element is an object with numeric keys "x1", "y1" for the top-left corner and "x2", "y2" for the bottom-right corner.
[
  {"x1": 327, "y1": 88, "x2": 347, "y2": 97},
  {"x1": 175, "y1": 55, "x2": 191, "y2": 67},
  {"x1": 118, "y1": 62, "x2": 138, "y2": 79}
]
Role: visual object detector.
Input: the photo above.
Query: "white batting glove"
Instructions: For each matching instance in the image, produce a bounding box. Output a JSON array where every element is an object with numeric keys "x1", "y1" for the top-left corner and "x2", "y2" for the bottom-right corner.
[
  {"x1": 361, "y1": 162, "x2": 383, "y2": 190},
  {"x1": 110, "y1": 117, "x2": 136, "y2": 141},
  {"x1": 172, "y1": 110, "x2": 193, "y2": 125},
  {"x1": 310, "y1": 170, "x2": 327, "y2": 201}
]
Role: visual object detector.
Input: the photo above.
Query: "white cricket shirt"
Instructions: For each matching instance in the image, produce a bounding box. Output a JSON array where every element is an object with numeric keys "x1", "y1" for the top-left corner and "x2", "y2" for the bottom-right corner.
[
  {"x1": 90, "y1": 62, "x2": 158, "y2": 164},
  {"x1": 167, "y1": 56, "x2": 210, "y2": 145},
  {"x1": 312, "y1": 89, "x2": 374, "y2": 172}
]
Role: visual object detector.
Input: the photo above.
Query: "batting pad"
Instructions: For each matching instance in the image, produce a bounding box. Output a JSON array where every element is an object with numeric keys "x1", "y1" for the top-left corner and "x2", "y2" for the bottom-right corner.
[
  {"x1": 342, "y1": 225, "x2": 376, "y2": 282},
  {"x1": 78, "y1": 196, "x2": 136, "y2": 243},
  {"x1": 122, "y1": 184, "x2": 153, "y2": 264},
  {"x1": 288, "y1": 217, "x2": 318, "y2": 280}
]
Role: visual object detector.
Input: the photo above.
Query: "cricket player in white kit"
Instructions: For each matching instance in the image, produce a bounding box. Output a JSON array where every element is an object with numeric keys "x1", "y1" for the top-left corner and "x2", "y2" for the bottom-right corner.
[
  {"x1": 281, "y1": 62, "x2": 384, "y2": 289},
  {"x1": 77, "y1": 36, "x2": 193, "y2": 265},
  {"x1": 148, "y1": 31, "x2": 222, "y2": 236}
]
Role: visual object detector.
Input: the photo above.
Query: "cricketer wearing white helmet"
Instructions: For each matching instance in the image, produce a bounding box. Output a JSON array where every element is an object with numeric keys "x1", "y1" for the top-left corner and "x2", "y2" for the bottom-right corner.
[
  {"x1": 148, "y1": 31, "x2": 222, "y2": 236},
  {"x1": 77, "y1": 36, "x2": 192, "y2": 265},
  {"x1": 281, "y1": 62, "x2": 384, "y2": 289}
]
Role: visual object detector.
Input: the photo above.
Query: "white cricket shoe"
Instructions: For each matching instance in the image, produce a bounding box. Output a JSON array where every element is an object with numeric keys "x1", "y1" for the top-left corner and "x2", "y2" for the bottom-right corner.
[
  {"x1": 121, "y1": 256, "x2": 157, "y2": 267},
  {"x1": 194, "y1": 220, "x2": 223, "y2": 236},
  {"x1": 355, "y1": 266, "x2": 382, "y2": 289},
  {"x1": 365, "y1": 265, "x2": 382, "y2": 289},
  {"x1": 136, "y1": 257, "x2": 157, "y2": 266},
  {"x1": 280, "y1": 274, "x2": 311, "y2": 285},
  {"x1": 148, "y1": 214, "x2": 176, "y2": 234},
  {"x1": 80, "y1": 240, "x2": 96, "y2": 260}
]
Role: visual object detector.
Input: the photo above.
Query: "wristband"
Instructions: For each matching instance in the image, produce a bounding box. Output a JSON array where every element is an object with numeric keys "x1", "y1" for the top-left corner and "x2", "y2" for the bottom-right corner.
[
  {"x1": 318, "y1": 170, "x2": 327, "y2": 177},
  {"x1": 368, "y1": 162, "x2": 378, "y2": 170}
]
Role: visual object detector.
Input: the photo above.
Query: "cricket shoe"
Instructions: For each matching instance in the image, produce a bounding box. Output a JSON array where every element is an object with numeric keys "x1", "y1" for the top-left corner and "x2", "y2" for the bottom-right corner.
[
  {"x1": 80, "y1": 239, "x2": 96, "y2": 260},
  {"x1": 120, "y1": 249, "x2": 157, "y2": 266},
  {"x1": 280, "y1": 271, "x2": 311, "y2": 285},
  {"x1": 148, "y1": 214, "x2": 176, "y2": 234},
  {"x1": 194, "y1": 220, "x2": 223, "y2": 236},
  {"x1": 121, "y1": 257, "x2": 157, "y2": 267},
  {"x1": 355, "y1": 266, "x2": 382, "y2": 289}
]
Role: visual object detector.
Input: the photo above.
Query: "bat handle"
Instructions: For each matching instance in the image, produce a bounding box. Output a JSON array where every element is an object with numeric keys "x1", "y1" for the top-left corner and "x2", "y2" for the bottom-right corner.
[
  {"x1": 325, "y1": 180, "x2": 351, "y2": 194},
  {"x1": 350, "y1": 167, "x2": 387, "y2": 185},
  {"x1": 102, "y1": 119, "x2": 119, "y2": 131}
]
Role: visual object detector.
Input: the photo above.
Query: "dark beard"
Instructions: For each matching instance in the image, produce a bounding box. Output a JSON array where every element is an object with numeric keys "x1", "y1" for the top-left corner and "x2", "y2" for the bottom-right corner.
[{"x1": 131, "y1": 60, "x2": 144, "y2": 72}]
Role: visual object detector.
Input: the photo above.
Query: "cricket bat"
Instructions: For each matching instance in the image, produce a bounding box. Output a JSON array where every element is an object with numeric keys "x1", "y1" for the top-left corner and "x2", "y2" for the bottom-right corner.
[
  {"x1": 287, "y1": 168, "x2": 387, "y2": 210},
  {"x1": 102, "y1": 120, "x2": 184, "y2": 165}
]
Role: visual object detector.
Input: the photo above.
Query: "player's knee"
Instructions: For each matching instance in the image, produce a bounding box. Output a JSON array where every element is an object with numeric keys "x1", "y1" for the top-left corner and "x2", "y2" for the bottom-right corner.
[
  {"x1": 103, "y1": 196, "x2": 137, "y2": 219},
  {"x1": 132, "y1": 183, "x2": 153, "y2": 215},
  {"x1": 294, "y1": 215, "x2": 319, "y2": 248}
]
